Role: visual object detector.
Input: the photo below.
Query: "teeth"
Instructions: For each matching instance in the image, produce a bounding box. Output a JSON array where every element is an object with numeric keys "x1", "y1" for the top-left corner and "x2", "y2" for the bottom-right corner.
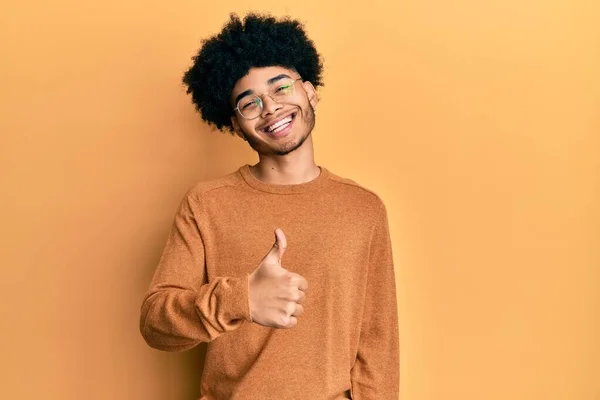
[
  {"x1": 266, "y1": 115, "x2": 293, "y2": 132},
  {"x1": 272, "y1": 124, "x2": 288, "y2": 134}
]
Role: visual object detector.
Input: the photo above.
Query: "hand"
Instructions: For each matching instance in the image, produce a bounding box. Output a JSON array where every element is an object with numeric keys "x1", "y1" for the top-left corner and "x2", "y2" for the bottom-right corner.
[{"x1": 248, "y1": 228, "x2": 309, "y2": 328}]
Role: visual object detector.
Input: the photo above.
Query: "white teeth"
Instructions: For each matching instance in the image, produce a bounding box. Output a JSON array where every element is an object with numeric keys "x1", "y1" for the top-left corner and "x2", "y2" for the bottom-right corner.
[
  {"x1": 266, "y1": 115, "x2": 293, "y2": 132},
  {"x1": 272, "y1": 124, "x2": 288, "y2": 134}
]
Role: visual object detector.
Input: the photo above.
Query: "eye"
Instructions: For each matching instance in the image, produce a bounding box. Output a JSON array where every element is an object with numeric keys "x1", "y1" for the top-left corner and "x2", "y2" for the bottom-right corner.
[
  {"x1": 276, "y1": 83, "x2": 293, "y2": 92},
  {"x1": 241, "y1": 98, "x2": 260, "y2": 110}
]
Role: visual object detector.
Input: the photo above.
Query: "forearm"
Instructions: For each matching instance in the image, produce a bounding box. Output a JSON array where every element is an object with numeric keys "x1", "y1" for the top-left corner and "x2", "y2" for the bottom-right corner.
[
  {"x1": 351, "y1": 201, "x2": 400, "y2": 398},
  {"x1": 351, "y1": 310, "x2": 399, "y2": 399},
  {"x1": 140, "y1": 275, "x2": 252, "y2": 351}
]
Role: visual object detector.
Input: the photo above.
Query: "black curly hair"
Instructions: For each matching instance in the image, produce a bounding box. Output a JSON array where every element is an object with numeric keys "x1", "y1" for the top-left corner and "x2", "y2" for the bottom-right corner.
[{"x1": 182, "y1": 12, "x2": 324, "y2": 134}]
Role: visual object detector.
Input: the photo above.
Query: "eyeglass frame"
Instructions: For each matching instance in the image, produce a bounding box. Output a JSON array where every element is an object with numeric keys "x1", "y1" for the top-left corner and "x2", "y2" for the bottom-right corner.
[{"x1": 233, "y1": 78, "x2": 303, "y2": 120}]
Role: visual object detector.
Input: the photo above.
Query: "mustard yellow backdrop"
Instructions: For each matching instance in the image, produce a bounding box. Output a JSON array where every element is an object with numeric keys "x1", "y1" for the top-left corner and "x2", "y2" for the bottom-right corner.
[{"x1": 1, "y1": 1, "x2": 598, "y2": 399}]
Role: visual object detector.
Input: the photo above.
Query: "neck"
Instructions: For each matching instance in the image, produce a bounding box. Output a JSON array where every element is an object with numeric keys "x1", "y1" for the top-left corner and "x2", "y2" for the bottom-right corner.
[{"x1": 250, "y1": 135, "x2": 320, "y2": 185}]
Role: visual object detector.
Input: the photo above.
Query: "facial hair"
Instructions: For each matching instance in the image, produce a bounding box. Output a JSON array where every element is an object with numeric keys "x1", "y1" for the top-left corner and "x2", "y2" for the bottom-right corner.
[{"x1": 242, "y1": 103, "x2": 316, "y2": 156}]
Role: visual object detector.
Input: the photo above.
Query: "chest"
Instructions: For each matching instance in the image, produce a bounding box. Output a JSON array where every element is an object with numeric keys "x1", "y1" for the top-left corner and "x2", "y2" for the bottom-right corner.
[{"x1": 200, "y1": 196, "x2": 373, "y2": 293}]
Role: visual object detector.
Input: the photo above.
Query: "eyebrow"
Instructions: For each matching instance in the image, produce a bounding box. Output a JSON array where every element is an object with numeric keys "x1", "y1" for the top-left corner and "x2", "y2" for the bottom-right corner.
[{"x1": 233, "y1": 74, "x2": 292, "y2": 106}]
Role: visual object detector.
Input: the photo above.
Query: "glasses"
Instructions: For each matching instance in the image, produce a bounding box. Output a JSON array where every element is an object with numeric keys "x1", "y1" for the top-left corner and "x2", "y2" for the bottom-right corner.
[{"x1": 234, "y1": 78, "x2": 302, "y2": 120}]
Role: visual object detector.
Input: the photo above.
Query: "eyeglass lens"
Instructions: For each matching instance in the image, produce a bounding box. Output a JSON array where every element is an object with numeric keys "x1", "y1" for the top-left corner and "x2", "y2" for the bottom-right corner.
[{"x1": 237, "y1": 79, "x2": 296, "y2": 119}]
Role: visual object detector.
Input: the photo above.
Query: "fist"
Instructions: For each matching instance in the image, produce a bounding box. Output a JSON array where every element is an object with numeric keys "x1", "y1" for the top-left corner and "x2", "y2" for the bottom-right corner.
[{"x1": 248, "y1": 228, "x2": 309, "y2": 328}]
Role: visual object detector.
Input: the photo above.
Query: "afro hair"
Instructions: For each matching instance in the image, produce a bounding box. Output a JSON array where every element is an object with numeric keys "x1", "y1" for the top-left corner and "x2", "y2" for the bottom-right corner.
[{"x1": 182, "y1": 12, "x2": 324, "y2": 134}]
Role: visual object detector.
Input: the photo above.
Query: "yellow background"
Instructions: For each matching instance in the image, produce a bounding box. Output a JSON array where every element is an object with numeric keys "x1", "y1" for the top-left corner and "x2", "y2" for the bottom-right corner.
[{"x1": 1, "y1": 1, "x2": 598, "y2": 399}]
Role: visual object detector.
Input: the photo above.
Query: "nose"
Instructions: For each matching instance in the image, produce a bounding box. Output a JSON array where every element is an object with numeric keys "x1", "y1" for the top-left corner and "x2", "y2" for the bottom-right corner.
[{"x1": 260, "y1": 94, "x2": 282, "y2": 117}]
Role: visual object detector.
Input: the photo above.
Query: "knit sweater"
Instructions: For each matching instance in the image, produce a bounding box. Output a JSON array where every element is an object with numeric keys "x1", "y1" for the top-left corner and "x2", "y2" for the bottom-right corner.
[{"x1": 140, "y1": 164, "x2": 399, "y2": 400}]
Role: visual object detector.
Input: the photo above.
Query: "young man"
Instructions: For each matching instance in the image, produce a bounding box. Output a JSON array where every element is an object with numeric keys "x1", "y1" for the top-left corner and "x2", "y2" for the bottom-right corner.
[{"x1": 139, "y1": 13, "x2": 399, "y2": 400}]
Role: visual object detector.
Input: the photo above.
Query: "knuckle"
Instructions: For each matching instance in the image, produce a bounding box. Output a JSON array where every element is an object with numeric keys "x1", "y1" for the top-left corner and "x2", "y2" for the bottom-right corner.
[
  {"x1": 286, "y1": 302, "x2": 296, "y2": 315},
  {"x1": 297, "y1": 291, "x2": 306, "y2": 303}
]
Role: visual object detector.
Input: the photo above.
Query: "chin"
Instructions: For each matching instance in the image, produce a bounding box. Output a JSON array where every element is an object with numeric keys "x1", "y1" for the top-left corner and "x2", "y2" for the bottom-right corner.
[{"x1": 272, "y1": 130, "x2": 311, "y2": 156}]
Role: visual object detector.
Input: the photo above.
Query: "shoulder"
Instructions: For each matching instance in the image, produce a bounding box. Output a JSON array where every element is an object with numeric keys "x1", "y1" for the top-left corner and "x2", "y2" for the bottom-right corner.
[
  {"x1": 325, "y1": 168, "x2": 387, "y2": 214},
  {"x1": 183, "y1": 169, "x2": 241, "y2": 202}
]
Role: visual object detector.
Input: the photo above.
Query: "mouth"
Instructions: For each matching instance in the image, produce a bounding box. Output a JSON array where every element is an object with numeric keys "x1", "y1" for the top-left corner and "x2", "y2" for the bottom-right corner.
[{"x1": 260, "y1": 112, "x2": 297, "y2": 137}]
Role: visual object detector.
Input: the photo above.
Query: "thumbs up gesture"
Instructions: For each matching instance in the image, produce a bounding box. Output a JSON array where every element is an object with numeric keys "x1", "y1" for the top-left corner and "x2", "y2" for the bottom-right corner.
[{"x1": 248, "y1": 228, "x2": 309, "y2": 328}]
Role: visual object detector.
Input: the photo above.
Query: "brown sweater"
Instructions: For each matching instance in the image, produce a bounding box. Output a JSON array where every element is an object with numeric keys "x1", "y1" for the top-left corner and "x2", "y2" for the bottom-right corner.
[{"x1": 140, "y1": 164, "x2": 399, "y2": 400}]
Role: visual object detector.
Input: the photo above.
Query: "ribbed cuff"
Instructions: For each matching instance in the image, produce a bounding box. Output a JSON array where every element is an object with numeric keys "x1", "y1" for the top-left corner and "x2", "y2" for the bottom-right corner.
[{"x1": 217, "y1": 274, "x2": 253, "y2": 323}]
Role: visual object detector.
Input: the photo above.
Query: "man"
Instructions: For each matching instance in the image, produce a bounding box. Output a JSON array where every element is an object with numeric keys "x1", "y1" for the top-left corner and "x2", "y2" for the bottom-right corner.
[{"x1": 139, "y1": 12, "x2": 399, "y2": 400}]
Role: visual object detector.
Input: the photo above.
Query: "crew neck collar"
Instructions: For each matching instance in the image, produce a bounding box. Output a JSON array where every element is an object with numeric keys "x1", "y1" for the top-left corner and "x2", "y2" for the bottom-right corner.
[{"x1": 238, "y1": 164, "x2": 330, "y2": 194}]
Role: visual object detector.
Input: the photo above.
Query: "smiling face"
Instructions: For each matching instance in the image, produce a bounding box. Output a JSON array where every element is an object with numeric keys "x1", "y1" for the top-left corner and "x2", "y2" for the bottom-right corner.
[{"x1": 230, "y1": 66, "x2": 319, "y2": 156}]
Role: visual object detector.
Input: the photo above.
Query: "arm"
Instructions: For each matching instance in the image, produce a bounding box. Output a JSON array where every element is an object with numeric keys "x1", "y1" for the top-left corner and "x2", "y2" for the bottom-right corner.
[
  {"x1": 351, "y1": 202, "x2": 400, "y2": 399},
  {"x1": 139, "y1": 189, "x2": 252, "y2": 352}
]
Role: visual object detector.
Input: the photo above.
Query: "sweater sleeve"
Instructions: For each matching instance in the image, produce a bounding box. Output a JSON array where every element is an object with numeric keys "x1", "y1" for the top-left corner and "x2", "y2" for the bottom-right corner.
[
  {"x1": 351, "y1": 202, "x2": 400, "y2": 399},
  {"x1": 139, "y1": 188, "x2": 253, "y2": 352}
]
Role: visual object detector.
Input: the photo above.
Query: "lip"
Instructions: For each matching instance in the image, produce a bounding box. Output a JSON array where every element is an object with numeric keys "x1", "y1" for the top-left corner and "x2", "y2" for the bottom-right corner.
[{"x1": 259, "y1": 112, "x2": 296, "y2": 133}]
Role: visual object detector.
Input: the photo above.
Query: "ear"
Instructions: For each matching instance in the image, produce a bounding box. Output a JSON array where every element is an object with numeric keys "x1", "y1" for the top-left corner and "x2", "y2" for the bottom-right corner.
[
  {"x1": 230, "y1": 115, "x2": 247, "y2": 141},
  {"x1": 302, "y1": 81, "x2": 319, "y2": 111}
]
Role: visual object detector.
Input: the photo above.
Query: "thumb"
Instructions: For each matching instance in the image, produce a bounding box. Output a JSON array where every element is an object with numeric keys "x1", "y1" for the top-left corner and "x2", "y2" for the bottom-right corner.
[{"x1": 263, "y1": 228, "x2": 287, "y2": 265}]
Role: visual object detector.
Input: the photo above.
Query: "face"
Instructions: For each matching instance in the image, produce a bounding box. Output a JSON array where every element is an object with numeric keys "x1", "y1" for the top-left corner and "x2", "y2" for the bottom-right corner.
[{"x1": 230, "y1": 66, "x2": 319, "y2": 156}]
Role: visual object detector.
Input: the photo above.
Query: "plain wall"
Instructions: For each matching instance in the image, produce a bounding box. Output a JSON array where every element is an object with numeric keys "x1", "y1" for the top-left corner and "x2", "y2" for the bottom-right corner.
[{"x1": 1, "y1": 0, "x2": 598, "y2": 399}]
